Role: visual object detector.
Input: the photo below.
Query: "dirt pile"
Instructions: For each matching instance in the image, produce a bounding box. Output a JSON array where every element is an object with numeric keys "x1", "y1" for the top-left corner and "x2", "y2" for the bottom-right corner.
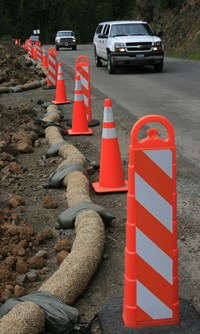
[
  {"x1": 0, "y1": 41, "x2": 72, "y2": 308},
  {"x1": 0, "y1": 41, "x2": 43, "y2": 87}
]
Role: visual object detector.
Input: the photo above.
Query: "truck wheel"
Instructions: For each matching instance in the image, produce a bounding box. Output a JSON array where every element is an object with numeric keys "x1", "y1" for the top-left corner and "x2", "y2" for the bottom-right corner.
[
  {"x1": 72, "y1": 45, "x2": 77, "y2": 50},
  {"x1": 154, "y1": 62, "x2": 163, "y2": 73},
  {"x1": 56, "y1": 45, "x2": 59, "y2": 51},
  {"x1": 107, "y1": 52, "x2": 116, "y2": 74},
  {"x1": 94, "y1": 48, "x2": 102, "y2": 67}
]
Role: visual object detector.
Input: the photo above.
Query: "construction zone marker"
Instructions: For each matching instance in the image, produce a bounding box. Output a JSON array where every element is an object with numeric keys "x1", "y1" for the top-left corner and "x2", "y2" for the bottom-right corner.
[
  {"x1": 42, "y1": 48, "x2": 48, "y2": 69},
  {"x1": 68, "y1": 75, "x2": 93, "y2": 135},
  {"x1": 75, "y1": 55, "x2": 99, "y2": 127},
  {"x1": 47, "y1": 48, "x2": 57, "y2": 88},
  {"x1": 92, "y1": 99, "x2": 127, "y2": 193},
  {"x1": 123, "y1": 115, "x2": 180, "y2": 328},
  {"x1": 52, "y1": 62, "x2": 70, "y2": 105}
]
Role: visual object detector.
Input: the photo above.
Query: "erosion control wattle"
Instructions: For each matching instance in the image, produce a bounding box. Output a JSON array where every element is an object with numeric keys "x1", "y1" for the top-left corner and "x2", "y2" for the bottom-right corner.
[{"x1": 123, "y1": 115, "x2": 180, "y2": 328}]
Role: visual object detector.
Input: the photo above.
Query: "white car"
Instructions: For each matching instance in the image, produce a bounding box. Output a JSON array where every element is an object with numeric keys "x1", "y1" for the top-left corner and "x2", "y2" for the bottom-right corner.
[
  {"x1": 93, "y1": 20, "x2": 164, "y2": 74},
  {"x1": 55, "y1": 30, "x2": 77, "y2": 51}
]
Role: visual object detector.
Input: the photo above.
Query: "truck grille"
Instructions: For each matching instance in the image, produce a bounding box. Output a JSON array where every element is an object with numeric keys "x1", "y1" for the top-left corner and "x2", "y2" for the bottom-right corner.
[
  {"x1": 126, "y1": 42, "x2": 152, "y2": 52},
  {"x1": 60, "y1": 38, "x2": 72, "y2": 43}
]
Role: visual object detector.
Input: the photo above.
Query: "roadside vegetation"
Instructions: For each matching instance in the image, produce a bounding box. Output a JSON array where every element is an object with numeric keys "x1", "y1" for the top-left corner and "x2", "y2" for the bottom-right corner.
[{"x1": 0, "y1": 0, "x2": 200, "y2": 60}]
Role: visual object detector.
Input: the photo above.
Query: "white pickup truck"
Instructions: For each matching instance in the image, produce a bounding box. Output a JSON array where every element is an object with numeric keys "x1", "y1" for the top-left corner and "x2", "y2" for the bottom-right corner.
[{"x1": 93, "y1": 20, "x2": 164, "y2": 74}]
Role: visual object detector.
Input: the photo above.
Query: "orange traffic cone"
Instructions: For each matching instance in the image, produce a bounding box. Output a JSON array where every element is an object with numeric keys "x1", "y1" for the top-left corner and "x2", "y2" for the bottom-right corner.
[
  {"x1": 42, "y1": 47, "x2": 48, "y2": 68},
  {"x1": 68, "y1": 75, "x2": 93, "y2": 135},
  {"x1": 92, "y1": 98, "x2": 128, "y2": 193},
  {"x1": 52, "y1": 62, "x2": 70, "y2": 104}
]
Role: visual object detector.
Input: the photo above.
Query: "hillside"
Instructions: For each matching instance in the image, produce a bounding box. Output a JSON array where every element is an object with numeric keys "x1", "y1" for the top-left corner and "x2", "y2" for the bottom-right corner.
[{"x1": 137, "y1": 0, "x2": 200, "y2": 58}]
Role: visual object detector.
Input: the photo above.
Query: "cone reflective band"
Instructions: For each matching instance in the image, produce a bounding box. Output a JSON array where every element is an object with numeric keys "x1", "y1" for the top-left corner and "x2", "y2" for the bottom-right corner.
[
  {"x1": 123, "y1": 115, "x2": 179, "y2": 328},
  {"x1": 75, "y1": 56, "x2": 92, "y2": 122},
  {"x1": 52, "y1": 62, "x2": 70, "y2": 105},
  {"x1": 92, "y1": 99, "x2": 127, "y2": 193},
  {"x1": 27, "y1": 41, "x2": 32, "y2": 57},
  {"x1": 47, "y1": 48, "x2": 57, "y2": 87},
  {"x1": 68, "y1": 75, "x2": 93, "y2": 135}
]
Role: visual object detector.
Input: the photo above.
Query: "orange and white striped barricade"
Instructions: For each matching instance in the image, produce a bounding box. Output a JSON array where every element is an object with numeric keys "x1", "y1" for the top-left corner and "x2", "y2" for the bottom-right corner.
[
  {"x1": 41, "y1": 47, "x2": 48, "y2": 69},
  {"x1": 47, "y1": 47, "x2": 57, "y2": 88},
  {"x1": 36, "y1": 44, "x2": 42, "y2": 63},
  {"x1": 27, "y1": 40, "x2": 33, "y2": 57},
  {"x1": 75, "y1": 55, "x2": 99, "y2": 127},
  {"x1": 123, "y1": 115, "x2": 180, "y2": 328}
]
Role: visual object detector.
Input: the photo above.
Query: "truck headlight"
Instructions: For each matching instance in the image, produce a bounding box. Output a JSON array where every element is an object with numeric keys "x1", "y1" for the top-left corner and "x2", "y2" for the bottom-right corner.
[
  {"x1": 152, "y1": 41, "x2": 163, "y2": 51},
  {"x1": 56, "y1": 38, "x2": 60, "y2": 42},
  {"x1": 73, "y1": 38, "x2": 76, "y2": 42},
  {"x1": 114, "y1": 42, "x2": 126, "y2": 52}
]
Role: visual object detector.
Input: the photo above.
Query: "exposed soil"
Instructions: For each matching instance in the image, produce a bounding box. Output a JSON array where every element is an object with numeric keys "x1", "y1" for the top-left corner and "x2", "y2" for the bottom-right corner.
[{"x1": 0, "y1": 41, "x2": 200, "y2": 334}]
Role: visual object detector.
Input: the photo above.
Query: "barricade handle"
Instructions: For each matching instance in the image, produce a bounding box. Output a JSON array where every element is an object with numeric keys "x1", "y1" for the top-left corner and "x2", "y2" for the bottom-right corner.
[
  {"x1": 130, "y1": 114, "x2": 175, "y2": 148},
  {"x1": 76, "y1": 55, "x2": 89, "y2": 66}
]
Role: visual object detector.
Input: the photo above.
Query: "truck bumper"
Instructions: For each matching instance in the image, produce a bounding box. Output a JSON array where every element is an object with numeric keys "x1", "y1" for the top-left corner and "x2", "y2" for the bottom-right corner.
[{"x1": 110, "y1": 51, "x2": 164, "y2": 66}]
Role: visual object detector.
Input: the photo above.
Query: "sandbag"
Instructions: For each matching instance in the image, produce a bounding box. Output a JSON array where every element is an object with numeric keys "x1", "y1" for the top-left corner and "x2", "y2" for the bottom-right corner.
[
  {"x1": 57, "y1": 202, "x2": 115, "y2": 229},
  {"x1": 49, "y1": 163, "x2": 87, "y2": 188},
  {"x1": 0, "y1": 291, "x2": 79, "y2": 333}
]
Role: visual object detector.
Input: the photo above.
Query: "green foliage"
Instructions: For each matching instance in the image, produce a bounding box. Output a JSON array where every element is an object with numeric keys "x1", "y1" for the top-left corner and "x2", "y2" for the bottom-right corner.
[
  {"x1": 1, "y1": 35, "x2": 13, "y2": 41},
  {"x1": 0, "y1": 0, "x2": 137, "y2": 43}
]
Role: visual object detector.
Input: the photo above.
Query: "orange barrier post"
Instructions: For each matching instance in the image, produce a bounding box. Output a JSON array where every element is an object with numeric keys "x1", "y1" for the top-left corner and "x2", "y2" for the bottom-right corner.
[
  {"x1": 52, "y1": 62, "x2": 70, "y2": 105},
  {"x1": 123, "y1": 115, "x2": 179, "y2": 328},
  {"x1": 75, "y1": 55, "x2": 99, "y2": 127},
  {"x1": 92, "y1": 98, "x2": 128, "y2": 193},
  {"x1": 68, "y1": 75, "x2": 93, "y2": 135},
  {"x1": 75, "y1": 55, "x2": 91, "y2": 122},
  {"x1": 47, "y1": 47, "x2": 57, "y2": 88},
  {"x1": 27, "y1": 40, "x2": 32, "y2": 57},
  {"x1": 42, "y1": 48, "x2": 48, "y2": 68},
  {"x1": 36, "y1": 44, "x2": 42, "y2": 63}
]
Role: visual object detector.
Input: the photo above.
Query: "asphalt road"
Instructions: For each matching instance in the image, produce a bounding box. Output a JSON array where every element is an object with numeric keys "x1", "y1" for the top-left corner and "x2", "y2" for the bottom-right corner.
[{"x1": 55, "y1": 44, "x2": 200, "y2": 171}]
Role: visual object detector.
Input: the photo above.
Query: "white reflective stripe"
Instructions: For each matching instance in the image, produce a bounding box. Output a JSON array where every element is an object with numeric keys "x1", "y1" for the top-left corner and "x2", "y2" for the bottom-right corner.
[
  {"x1": 75, "y1": 80, "x2": 82, "y2": 90},
  {"x1": 135, "y1": 173, "x2": 172, "y2": 232},
  {"x1": 74, "y1": 93, "x2": 83, "y2": 101},
  {"x1": 82, "y1": 66, "x2": 88, "y2": 73},
  {"x1": 104, "y1": 107, "x2": 114, "y2": 122},
  {"x1": 83, "y1": 94, "x2": 88, "y2": 106},
  {"x1": 48, "y1": 75, "x2": 56, "y2": 85},
  {"x1": 144, "y1": 150, "x2": 172, "y2": 178},
  {"x1": 49, "y1": 55, "x2": 56, "y2": 65},
  {"x1": 102, "y1": 127, "x2": 117, "y2": 139},
  {"x1": 79, "y1": 73, "x2": 88, "y2": 89},
  {"x1": 136, "y1": 228, "x2": 172, "y2": 283},
  {"x1": 57, "y1": 65, "x2": 62, "y2": 72},
  {"x1": 57, "y1": 75, "x2": 63, "y2": 80},
  {"x1": 137, "y1": 281, "x2": 173, "y2": 319},
  {"x1": 48, "y1": 65, "x2": 56, "y2": 75}
]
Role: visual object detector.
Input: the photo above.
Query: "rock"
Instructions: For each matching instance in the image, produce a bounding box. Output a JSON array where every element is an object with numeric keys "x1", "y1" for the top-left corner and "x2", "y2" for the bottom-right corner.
[
  {"x1": 16, "y1": 257, "x2": 28, "y2": 274},
  {"x1": 42, "y1": 195, "x2": 58, "y2": 209},
  {"x1": 54, "y1": 239, "x2": 71, "y2": 252},
  {"x1": 17, "y1": 141, "x2": 34, "y2": 153},
  {"x1": 57, "y1": 250, "x2": 69, "y2": 264},
  {"x1": 9, "y1": 195, "x2": 25, "y2": 208},
  {"x1": 36, "y1": 227, "x2": 54, "y2": 244},
  {"x1": 28, "y1": 256, "x2": 45, "y2": 269},
  {"x1": 14, "y1": 284, "x2": 25, "y2": 297},
  {"x1": 27, "y1": 269, "x2": 38, "y2": 282}
]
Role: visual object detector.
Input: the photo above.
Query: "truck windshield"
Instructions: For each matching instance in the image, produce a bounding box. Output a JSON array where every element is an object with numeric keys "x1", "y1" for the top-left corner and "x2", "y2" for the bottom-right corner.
[{"x1": 110, "y1": 23, "x2": 153, "y2": 37}]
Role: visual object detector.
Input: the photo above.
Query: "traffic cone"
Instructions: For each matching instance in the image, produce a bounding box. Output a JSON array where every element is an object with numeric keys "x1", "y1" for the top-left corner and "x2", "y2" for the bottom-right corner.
[
  {"x1": 52, "y1": 62, "x2": 70, "y2": 104},
  {"x1": 42, "y1": 47, "x2": 48, "y2": 68},
  {"x1": 92, "y1": 98, "x2": 128, "y2": 193},
  {"x1": 68, "y1": 75, "x2": 93, "y2": 135}
]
